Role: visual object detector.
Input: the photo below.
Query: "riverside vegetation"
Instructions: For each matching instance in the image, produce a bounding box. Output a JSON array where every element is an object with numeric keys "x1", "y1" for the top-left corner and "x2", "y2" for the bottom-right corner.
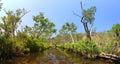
[{"x1": 0, "y1": 0, "x2": 120, "y2": 63}]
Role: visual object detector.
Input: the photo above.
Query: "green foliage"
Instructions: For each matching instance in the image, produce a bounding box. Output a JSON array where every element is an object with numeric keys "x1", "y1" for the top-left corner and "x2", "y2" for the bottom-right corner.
[
  {"x1": 0, "y1": 8, "x2": 28, "y2": 37},
  {"x1": 26, "y1": 37, "x2": 43, "y2": 52},
  {"x1": 43, "y1": 43, "x2": 50, "y2": 49},
  {"x1": 0, "y1": 31, "x2": 51, "y2": 58},
  {"x1": 0, "y1": 36, "x2": 25, "y2": 57},
  {"x1": 59, "y1": 22, "x2": 77, "y2": 43},
  {"x1": 83, "y1": 6, "x2": 96, "y2": 24},
  {"x1": 0, "y1": 1, "x2": 119, "y2": 59},
  {"x1": 0, "y1": 10, "x2": 54, "y2": 58},
  {"x1": 58, "y1": 39, "x2": 101, "y2": 58},
  {"x1": 0, "y1": 36, "x2": 9, "y2": 54},
  {"x1": 59, "y1": 22, "x2": 77, "y2": 35},
  {"x1": 32, "y1": 12, "x2": 56, "y2": 38},
  {"x1": 26, "y1": 36, "x2": 50, "y2": 52}
]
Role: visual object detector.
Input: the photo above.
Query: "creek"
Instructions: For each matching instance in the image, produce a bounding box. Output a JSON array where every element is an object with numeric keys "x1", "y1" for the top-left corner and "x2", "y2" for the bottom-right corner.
[{"x1": 0, "y1": 48, "x2": 112, "y2": 64}]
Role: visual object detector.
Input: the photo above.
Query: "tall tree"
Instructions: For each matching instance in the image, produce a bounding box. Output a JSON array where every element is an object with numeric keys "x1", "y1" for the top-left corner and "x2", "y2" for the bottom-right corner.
[
  {"x1": 73, "y1": 2, "x2": 96, "y2": 40},
  {"x1": 0, "y1": 8, "x2": 28, "y2": 37},
  {"x1": 59, "y1": 22, "x2": 77, "y2": 43},
  {"x1": 32, "y1": 12, "x2": 56, "y2": 38}
]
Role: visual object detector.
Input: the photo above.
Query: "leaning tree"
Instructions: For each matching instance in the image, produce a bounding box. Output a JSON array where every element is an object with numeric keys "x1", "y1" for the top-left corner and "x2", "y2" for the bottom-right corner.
[{"x1": 73, "y1": 2, "x2": 96, "y2": 40}]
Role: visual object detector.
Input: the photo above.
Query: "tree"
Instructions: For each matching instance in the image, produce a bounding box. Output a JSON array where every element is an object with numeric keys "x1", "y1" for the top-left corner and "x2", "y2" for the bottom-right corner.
[
  {"x1": 0, "y1": 8, "x2": 28, "y2": 38},
  {"x1": 73, "y1": 2, "x2": 96, "y2": 40},
  {"x1": 59, "y1": 22, "x2": 77, "y2": 43},
  {"x1": 32, "y1": 12, "x2": 56, "y2": 38}
]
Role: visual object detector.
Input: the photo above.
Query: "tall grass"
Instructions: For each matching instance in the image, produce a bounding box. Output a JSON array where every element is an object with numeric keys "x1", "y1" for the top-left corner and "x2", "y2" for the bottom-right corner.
[{"x1": 92, "y1": 32, "x2": 120, "y2": 55}]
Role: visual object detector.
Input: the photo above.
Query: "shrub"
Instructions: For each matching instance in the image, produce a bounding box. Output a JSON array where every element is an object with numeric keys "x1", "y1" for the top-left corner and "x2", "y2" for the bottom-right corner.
[
  {"x1": 26, "y1": 36, "x2": 44, "y2": 52},
  {"x1": 59, "y1": 39, "x2": 101, "y2": 58},
  {"x1": 0, "y1": 36, "x2": 26, "y2": 58}
]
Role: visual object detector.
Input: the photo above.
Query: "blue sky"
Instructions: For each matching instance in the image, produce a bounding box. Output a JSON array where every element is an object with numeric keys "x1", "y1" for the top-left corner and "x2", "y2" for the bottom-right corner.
[{"x1": 0, "y1": 0, "x2": 120, "y2": 33}]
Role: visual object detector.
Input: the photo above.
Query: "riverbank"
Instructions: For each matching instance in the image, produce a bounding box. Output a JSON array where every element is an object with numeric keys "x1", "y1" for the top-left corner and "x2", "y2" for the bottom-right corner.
[
  {"x1": 0, "y1": 48, "x2": 113, "y2": 64},
  {"x1": 56, "y1": 39, "x2": 120, "y2": 63},
  {"x1": 0, "y1": 37, "x2": 119, "y2": 64}
]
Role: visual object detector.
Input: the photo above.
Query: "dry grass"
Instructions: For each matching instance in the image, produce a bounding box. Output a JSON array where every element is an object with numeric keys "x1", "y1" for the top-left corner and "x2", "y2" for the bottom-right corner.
[{"x1": 91, "y1": 32, "x2": 120, "y2": 55}]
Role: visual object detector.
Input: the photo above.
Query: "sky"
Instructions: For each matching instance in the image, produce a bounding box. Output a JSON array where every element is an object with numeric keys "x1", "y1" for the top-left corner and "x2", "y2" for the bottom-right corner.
[{"x1": 0, "y1": 0, "x2": 120, "y2": 33}]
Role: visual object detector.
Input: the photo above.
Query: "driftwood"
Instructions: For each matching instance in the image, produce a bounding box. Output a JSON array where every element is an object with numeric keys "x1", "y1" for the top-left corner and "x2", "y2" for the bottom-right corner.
[{"x1": 98, "y1": 52, "x2": 120, "y2": 63}]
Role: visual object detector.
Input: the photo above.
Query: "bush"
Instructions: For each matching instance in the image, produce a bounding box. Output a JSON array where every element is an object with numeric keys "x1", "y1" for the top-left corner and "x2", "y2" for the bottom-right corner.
[
  {"x1": 59, "y1": 39, "x2": 101, "y2": 58},
  {"x1": 0, "y1": 36, "x2": 26, "y2": 58},
  {"x1": 26, "y1": 36, "x2": 44, "y2": 52},
  {"x1": 43, "y1": 43, "x2": 50, "y2": 49},
  {"x1": 0, "y1": 36, "x2": 9, "y2": 57}
]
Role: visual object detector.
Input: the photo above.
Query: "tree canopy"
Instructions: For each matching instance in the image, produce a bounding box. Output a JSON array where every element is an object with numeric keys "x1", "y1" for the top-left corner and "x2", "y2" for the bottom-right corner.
[
  {"x1": 0, "y1": 8, "x2": 28, "y2": 37},
  {"x1": 59, "y1": 22, "x2": 77, "y2": 43},
  {"x1": 32, "y1": 12, "x2": 56, "y2": 38}
]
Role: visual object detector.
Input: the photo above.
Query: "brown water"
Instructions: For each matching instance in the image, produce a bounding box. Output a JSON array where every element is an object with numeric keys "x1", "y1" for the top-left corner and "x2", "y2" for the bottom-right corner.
[{"x1": 0, "y1": 48, "x2": 113, "y2": 64}]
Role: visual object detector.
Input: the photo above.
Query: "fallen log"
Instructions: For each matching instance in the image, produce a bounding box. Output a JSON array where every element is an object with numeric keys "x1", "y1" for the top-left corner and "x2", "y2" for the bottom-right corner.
[{"x1": 98, "y1": 52, "x2": 120, "y2": 63}]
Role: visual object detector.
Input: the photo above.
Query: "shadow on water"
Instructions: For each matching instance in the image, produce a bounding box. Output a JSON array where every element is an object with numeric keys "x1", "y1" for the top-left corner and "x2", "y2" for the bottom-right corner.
[{"x1": 0, "y1": 48, "x2": 114, "y2": 64}]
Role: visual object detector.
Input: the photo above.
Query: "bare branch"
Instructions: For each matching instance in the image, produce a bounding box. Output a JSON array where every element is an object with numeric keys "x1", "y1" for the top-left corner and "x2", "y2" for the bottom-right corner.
[
  {"x1": 80, "y1": 1, "x2": 83, "y2": 11},
  {"x1": 81, "y1": 16, "x2": 84, "y2": 23},
  {"x1": 72, "y1": 11, "x2": 81, "y2": 18},
  {"x1": 20, "y1": 9, "x2": 30, "y2": 18},
  {"x1": 89, "y1": 22, "x2": 94, "y2": 32}
]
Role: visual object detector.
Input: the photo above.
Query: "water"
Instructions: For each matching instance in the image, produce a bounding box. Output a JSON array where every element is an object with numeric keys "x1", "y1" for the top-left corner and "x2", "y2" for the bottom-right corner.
[{"x1": 0, "y1": 48, "x2": 113, "y2": 64}]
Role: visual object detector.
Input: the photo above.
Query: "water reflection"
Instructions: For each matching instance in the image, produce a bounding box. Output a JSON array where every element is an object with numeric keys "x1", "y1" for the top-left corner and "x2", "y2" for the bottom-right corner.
[
  {"x1": 0, "y1": 48, "x2": 112, "y2": 64},
  {"x1": 42, "y1": 49, "x2": 69, "y2": 64}
]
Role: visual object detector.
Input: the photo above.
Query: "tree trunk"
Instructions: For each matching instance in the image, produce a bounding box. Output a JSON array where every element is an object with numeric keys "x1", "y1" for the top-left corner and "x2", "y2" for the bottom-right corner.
[
  {"x1": 12, "y1": 28, "x2": 15, "y2": 37},
  {"x1": 70, "y1": 34, "x2": 75, "y2": 43},
  {"x1": 86, "y1": 31, "x2": 91, "y2": 40},
  {"x1": 82, "y1": 22, "x2": 91, "y2": 40}
]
